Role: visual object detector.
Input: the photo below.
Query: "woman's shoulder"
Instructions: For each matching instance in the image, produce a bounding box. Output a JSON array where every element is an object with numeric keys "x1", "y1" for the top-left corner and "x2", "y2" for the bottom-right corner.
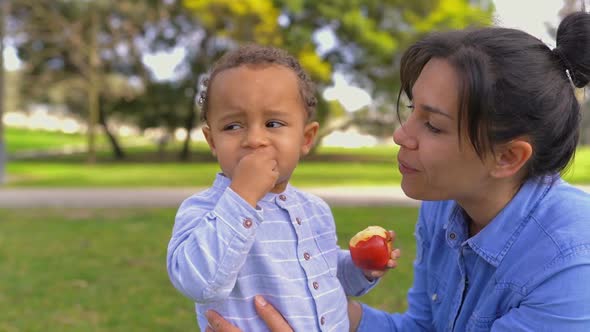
[
  {"x1": 535, "y1": 180, "x2": 590, "y2": 227},
  {"x1": 535, "y1": 180, "x2": 590, "y2": 231}
]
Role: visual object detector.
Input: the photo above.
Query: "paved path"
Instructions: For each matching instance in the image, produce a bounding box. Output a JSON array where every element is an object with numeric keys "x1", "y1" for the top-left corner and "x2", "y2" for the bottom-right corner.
[
  {"x1": 1, "y1": 185, "x2": 589, "y2": 208},
  {"x1": 0, "y1": 186, "x2": 420, "y2": 208}
]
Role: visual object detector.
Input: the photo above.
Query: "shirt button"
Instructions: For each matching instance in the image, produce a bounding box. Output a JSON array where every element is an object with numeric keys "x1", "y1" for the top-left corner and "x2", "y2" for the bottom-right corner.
[
  {"x1": 313, "y1": 281, "x2": 319, "y2": 290},
  {"x1": 320, "y1": 316, "x2": 325, "y2": 325},
  {"x1": 243, "y1": 218, "x2": 253, "y2": 228},
  {"x1": 449, "y1": 232, "x2": 456, "y2": 240},
  {"x1": 296, "y1": 217, "x2": 302, "y2": 225},
  {"x1": 279, "y1": 194, "x2": 287, "y2": 201},
  {"x1": 303, "y1": 252, "x2": 311, "y2": 260},
  {"x1": 431, "y1": 293, "x2": 438, "y2": 301}
]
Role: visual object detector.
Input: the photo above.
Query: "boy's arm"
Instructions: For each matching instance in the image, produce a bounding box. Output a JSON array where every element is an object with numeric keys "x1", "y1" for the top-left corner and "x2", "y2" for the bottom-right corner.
[
  {"x1": 336, "y1": 250, "x2": 379, "y2": 296},
  {"x1": 166, "y1": 187, "x2": 263, "y2": 303},
  {"x1": 310, "y1": 196, "x2": 379, "y2": 296}
]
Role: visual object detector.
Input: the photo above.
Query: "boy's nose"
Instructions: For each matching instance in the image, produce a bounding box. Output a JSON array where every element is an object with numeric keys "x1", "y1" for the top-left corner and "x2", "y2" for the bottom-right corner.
[
  {"x1": 243, "y1": 127, "x2": 269, "y2": 148},
  {"x1": 393, "y1": 123, "x2": 418, "y2": 150}
]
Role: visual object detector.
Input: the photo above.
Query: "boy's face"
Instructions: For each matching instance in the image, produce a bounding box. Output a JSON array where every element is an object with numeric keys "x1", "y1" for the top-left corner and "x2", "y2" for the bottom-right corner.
[{"x1": 202, "y1": 64, "x2": 318, "y2": 193}]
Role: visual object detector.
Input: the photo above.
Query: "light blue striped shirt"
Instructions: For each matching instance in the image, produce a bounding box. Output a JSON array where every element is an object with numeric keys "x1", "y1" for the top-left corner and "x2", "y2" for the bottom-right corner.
[{"x1": 167, "y1": 173, "x2": 377, "y2": 331}]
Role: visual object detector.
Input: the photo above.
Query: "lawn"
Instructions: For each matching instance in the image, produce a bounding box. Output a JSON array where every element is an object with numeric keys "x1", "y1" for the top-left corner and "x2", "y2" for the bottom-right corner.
[
  {"x1": 4, "y1": 127, "x2": 590, "y2": 186},
  {"x1": 6, "y1": 127, "x2": 103, "y2": 154},
  {"x1": 0, "y1": 206, "x2": 418, "y2": 332},
  {"x1": 6, "y1": 146, "x2": 590, "y2": 187}
]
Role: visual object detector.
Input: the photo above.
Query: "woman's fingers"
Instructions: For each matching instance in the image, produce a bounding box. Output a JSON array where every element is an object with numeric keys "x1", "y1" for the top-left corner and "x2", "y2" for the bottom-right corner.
[
  {"x1": 205, "y1": 310, "x2": 242, "y2": 332},
  {"x1": 254, "y1": 296, "x2": 294, "y2": 332}
]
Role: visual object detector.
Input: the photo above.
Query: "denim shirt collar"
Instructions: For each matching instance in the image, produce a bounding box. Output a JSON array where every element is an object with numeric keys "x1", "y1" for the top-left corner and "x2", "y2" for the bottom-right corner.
[{"x1": 445, "y1": 176, "x2": 556, "y2": 267}]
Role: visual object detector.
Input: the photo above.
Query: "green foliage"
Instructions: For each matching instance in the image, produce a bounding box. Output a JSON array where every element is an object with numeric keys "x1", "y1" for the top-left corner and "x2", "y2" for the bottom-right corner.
[
  {"x1": 8, "y1": 0, "x2": 495, "y2": 158},
  {"x1": 184, "y1": 0, "x2": 282, "y2": 45},
  {"x1": 0, "y1": 206, "x2": 417, "y2": 331}
]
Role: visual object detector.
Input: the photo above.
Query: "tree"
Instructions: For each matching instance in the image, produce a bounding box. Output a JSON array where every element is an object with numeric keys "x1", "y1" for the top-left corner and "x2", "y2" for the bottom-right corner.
[
  {"x1": 276, "y1": 0, "x2": 494, "y2": 139},
  {"x1": 0, "y1": 0, "x2": 8, "y2": 184},
  {"x1": 10, "y1": 0, "x2": 166, "y2": 161},
  {"x1": 186, "y1": 0, "x2": 494, "y2": 144}
]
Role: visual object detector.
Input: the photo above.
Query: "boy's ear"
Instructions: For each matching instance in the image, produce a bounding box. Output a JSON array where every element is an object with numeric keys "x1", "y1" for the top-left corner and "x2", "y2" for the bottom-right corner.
[
  {"x1": 301, "y1": 121, "x2": 319, "y2": 155},
  {"x1": 490, "y1": 139, "x2": 532, "y2": 179},
  {"x1": 202, "y1": 126, "x2": 217, "y2": 157}
]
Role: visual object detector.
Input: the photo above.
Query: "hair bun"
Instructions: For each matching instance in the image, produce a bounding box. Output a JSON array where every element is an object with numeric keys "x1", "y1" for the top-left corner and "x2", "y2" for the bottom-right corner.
[{"x1": 555, "y1": 11, "x2": 590, "y2": 88}]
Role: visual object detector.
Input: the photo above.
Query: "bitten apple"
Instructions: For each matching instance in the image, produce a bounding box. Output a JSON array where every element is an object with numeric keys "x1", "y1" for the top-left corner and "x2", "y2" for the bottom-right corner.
[{"x1": 349, "y1": 226, "x2": 392, "y2": 270}]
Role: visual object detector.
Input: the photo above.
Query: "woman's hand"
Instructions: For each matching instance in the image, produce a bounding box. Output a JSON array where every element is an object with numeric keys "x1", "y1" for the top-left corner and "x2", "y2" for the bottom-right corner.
[
  {"x1": 348, "y1": 299, "x2": 363, "y2": 332},
  {"x1": 205, "y1": 296, "x2": 294, "y2": 332}
]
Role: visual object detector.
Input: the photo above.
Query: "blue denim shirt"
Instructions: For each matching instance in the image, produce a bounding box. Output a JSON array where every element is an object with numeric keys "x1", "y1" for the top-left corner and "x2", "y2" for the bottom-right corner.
[{"x1": 359, "y1": 177, "x2": 590, "y2": 331}]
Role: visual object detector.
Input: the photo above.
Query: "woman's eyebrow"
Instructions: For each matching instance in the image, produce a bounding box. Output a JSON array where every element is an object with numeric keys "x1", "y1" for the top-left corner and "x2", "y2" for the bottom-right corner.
[{"x1": 419, "y1": 103, "x2": 453, "y2": 119}]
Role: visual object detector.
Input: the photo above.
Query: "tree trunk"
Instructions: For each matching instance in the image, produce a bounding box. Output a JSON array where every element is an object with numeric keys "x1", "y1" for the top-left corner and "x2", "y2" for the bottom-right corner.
[
  {"x1": 98, "y1": 95, "x2": 125, "y2": 160},
  {"x1": 86, "y1": 9, "x2": 100, "y2": 163},
  {"x1": 179, "y1": 86, "x2": 198, "y2": 161},
  {"x1": 0, "y1": 0, "x2": 6, "y2": 184}
]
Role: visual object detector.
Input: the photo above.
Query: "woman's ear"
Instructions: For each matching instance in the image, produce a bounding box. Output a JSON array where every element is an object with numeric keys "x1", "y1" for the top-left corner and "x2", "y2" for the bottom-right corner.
[
  {"x1": 202, "y1": 126, "x2": 217, "y2": 157},
  {"x1": 301, "y1": 121, "x2": 319, "y2": 155},
  {"x1": 490, "y1": 139, "x2": 532, "y2": 179}
]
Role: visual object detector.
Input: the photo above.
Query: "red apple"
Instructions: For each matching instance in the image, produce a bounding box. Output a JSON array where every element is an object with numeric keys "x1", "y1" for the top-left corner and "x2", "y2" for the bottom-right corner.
[{"x1": 349, "y1": 226, "x2": 392, "y2": 270}]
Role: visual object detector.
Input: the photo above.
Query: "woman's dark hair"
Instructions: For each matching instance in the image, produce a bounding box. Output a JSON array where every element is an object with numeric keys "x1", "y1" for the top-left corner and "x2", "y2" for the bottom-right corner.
[
  {"x1": 397, "y1": 11, "x2": 590, "y2": 180},
  {"x1": 199, "y1": 44, "x2": 317, "y2": 122}
]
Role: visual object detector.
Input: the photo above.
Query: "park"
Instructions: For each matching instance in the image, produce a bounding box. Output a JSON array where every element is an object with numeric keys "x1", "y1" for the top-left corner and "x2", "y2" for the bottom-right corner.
[{"x1": 2, "y1": 1, "x2": 590, "y2": 331}]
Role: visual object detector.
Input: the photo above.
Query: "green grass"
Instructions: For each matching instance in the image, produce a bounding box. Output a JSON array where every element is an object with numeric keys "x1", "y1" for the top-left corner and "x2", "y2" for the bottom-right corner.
[
  {"x1": 4, "y1": 127, "x2": 590, "y2": 186},
  {"x1": 0, "y1": 206, "x2": 417, "y2": 331},
  {"x1": 6, "y1": 127, "x2": 97, "y2": 154},
  {"x1": 6, "y1": 147, "x2": 590, "y2": 187},
  {"x1": 5, "y1": 127, "x2": 152, "y2": 155}
]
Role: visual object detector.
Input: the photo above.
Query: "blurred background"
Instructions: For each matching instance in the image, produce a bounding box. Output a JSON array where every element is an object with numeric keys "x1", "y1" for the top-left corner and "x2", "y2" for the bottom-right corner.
[{"x1": 1, "y1": 0, "x2": 589, "y2": 331}]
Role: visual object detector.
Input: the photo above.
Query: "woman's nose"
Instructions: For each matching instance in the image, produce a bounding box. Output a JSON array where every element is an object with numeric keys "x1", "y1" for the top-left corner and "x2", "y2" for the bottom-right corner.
[{"x1": 393, "y1": 123, "x2": 418, "y2": 150}]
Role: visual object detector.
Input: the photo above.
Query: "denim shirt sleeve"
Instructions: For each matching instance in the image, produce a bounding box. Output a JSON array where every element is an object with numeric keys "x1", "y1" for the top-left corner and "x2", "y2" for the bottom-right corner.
[
  {"x1": 166, "y1": 188, "x2": 263, "y2": 303},
  {"x1": 491, "y1": 249, "x2": 590, "y2": 331},
  {"x1": 358, "y1": 205, "x2": 434, "y2": 331}
]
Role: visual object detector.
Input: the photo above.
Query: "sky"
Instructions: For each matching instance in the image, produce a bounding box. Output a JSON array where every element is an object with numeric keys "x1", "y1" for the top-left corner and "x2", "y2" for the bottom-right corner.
[
  {"x1": 493, "y1": 0, "x2": 564, "y2": 48},
  {"x1": 2, "y1": 0, "x2": 569, "y2": 110}
]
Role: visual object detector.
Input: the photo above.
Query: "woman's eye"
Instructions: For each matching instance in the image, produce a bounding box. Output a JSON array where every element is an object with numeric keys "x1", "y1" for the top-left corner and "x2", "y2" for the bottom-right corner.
[
  {"x1": 424, "y1": 122, "x2": 442, "y2": 134},
  {"x1": 223, "y1": 124, "x2": 242, "y2": 131},
  {"x1": 266, "y1": 121, "x2": 284, "y2": 128}
]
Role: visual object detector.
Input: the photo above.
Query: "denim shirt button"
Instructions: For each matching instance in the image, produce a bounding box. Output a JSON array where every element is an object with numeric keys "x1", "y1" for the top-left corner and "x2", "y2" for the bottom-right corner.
[
  {"x1": 431, "y1": 293, "x2": 438, "y2": 301},
  {"x1": 449, "y1": 232, "x2": 457, "y2": 240}
]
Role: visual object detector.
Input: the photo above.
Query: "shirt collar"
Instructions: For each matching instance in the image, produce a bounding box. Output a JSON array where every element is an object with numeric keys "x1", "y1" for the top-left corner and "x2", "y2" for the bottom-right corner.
[
  {"x1": 211, "y1": 173, "x2": 293, "y2": 203},
  {"x1": 464, "y1": 176, "x2": 556, "y2": 267}
]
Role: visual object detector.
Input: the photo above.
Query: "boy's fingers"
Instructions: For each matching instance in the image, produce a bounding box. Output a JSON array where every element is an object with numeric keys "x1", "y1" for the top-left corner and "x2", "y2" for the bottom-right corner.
[
  {"x1": 205, "y1": 310, "x2": 242, "y2": 332},
  {"x1": 254, "y1": 296, "x2": 294, "y2": 332}
]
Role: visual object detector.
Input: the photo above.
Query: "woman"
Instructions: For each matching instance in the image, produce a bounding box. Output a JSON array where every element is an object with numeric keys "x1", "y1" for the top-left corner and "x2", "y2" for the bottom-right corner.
[{"x1": 206, "y1": 11, "x2": 590, "y2": 331}]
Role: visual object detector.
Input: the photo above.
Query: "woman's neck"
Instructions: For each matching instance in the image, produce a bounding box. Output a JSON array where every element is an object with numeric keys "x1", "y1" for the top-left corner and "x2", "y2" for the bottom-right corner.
[{"x1": 458, "y1": 179, "x2": 523, "y2": 237}]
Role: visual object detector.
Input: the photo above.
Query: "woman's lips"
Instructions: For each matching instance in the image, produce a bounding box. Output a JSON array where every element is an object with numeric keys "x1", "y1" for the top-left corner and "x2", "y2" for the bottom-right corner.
[{"x1": 398, "y1": 159, "x2": 419, "y2": 174}]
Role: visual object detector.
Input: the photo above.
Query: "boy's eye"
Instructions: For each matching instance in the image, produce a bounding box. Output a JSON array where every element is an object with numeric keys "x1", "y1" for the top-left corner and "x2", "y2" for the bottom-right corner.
[
  {"x1": 223, "y1": 123, "x2": 242, "y2": 131},
  {"x1": 266, "y1": 121, "x2": 284, "y2": 128}
]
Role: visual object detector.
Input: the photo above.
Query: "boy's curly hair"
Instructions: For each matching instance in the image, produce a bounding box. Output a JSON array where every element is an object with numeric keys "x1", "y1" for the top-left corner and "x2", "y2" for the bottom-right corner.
[{"x1": 198, "y1": 44, "x2": 317, "y2": 122}]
